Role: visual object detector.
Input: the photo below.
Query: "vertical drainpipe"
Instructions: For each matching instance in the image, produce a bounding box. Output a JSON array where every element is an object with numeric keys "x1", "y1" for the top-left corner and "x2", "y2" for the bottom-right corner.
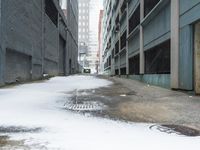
[
  {"x1": 171, "y1": 0, "x2": 179, "y2": 89},
  {"x1": 41, "y1": 0, "x2": 45, "y2": 75},
  {"x1": 57, "y1": 13, "x2": 60, "y2": 75},
  {"x1": 0, "y1": 0, "x2": 3, "y2": 85},
  {"x1": 140, "y1": 0, "x2": 145, "y2": 74},
  {"x1": 126, "y1": 1, "x2": 129, "y2": 77},
  {"x1": 0, "y1": 0, "x2": 6, "y2": 85},
  {"x1": 118, "y1": 5, "x2": 121, "y2": 76}
]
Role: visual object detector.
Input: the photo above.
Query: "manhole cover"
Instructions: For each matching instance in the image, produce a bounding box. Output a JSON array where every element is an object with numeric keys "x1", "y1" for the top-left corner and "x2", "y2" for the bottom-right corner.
[
  {"x1": 126, "y1": 91, "x2": 137, "y2": 95},
  {"x1": 65, "y1": 101, "x2": 106, "y2": 111},
  {"x1": 149, "y1": 125, "x2": 200, "y2": 136},
  {"x1": 0, "y1": 126, "x2": 42, "y2": 133}
]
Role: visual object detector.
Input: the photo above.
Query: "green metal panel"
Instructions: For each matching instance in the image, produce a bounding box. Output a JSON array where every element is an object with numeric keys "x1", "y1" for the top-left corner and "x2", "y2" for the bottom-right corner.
[
  {"x1": 180, "y1": 2, "x2": 200, "y2": 28},
  {"x1": 129, "y1": 74, "x2": 170, "y2": 88},
  {"x1": 143, "y1": 2, "x2": 170, "y2": 49},
  {"x1": 179, "y1": 25, "x2": 194, "y2": 90},
  {"x1": 128, "y1": 32, "x2": 140, "y2": 55},
  {"x1": 180, "y1": 0, "x2": 200, "y2": 16}
]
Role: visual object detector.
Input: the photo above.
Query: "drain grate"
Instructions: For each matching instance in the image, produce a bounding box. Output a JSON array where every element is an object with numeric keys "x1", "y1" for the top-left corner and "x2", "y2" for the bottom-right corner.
[{"x1": 65, "y1": 101, "x2": 106, "y2": 111}]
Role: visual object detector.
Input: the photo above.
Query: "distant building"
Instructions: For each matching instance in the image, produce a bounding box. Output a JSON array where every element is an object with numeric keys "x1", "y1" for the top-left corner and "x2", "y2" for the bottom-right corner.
[
  {"x1": 0, "y1": 0, "x2": 78, "y2": 85},
  {"x1": 88, "y1": 0, "x2": 102, "y2": 73},
  {"x1": 97, "y1": 10, "x2": 104, "y2": 74},
  {"x1": 78, "y1": 0, "x2": 90, "y2": 68},
  {"x1": 102, "y1": 0, "x2": 200, "y2": 94}
]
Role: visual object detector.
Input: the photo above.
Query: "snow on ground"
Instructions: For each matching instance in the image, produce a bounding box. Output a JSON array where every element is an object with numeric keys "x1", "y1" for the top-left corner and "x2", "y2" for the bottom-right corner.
[{"x1": 0, "y1": 75, "x2": 200, "y2": 150}]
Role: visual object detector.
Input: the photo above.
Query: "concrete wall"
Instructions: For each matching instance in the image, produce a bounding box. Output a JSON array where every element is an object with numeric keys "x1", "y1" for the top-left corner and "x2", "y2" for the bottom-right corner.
[
  {"x1": 66, "y1": 0, "x2": 78, "y2": 74},
  {"x1": 44, "y1": 14, "x2": 59, "y2": 75},
  {"x1": 5, "y1": 49, "x2": 32, "y2": 83},
  {"x1": 0, "y1": 0, "x2": 78, "y2": 85},
  {"x1": 1, "y1": 0, "x2": 43, "y2": 82}
]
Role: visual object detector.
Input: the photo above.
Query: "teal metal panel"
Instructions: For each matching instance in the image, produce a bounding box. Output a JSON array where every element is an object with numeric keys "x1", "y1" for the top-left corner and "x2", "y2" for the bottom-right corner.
[
  {"x1": 115, "y1": 56, "x2": 119, "y2": 67},
  {"x1": 180, "y1": 0, "x2": 200, "y2": 16},
  {"x1": 180, "y1": 2, "x2": 200, "y2": 28},
  {"x1": 179, "y1": 25, "x2": 193, "y2": 90},
  {"x1": 128, "y1": 0, "x2": 139, "y2": 17},
  {"x1": 144, "y1": 32, "x2": 170, "y2": 51},
  {"x1": 143, "y1": 2, "x2": 170, "y2": 48},
  {"x1": 120, "y1": 52, "x2": 126, "y2": 66},
  {"x1": 129, "y1": 74, "x2": 170, "y2": 88},
  {"x1": 128, "y1": 32, "x2": 140, "y2": 55},
  {"x1": 120, "y1": 15, "x2": 127, "y2": 33}
]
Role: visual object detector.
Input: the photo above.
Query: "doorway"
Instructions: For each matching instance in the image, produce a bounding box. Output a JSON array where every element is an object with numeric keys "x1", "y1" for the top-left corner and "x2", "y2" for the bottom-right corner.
[
  {"x1": 194, "y1": 22, "x2": 200, "y2": 94},
  {"x1": 59, "y1": 36, "x2": 66, "y2": 75},
  {"x1": 69, "y1": 59, "x2": 72, "y2": 74}
]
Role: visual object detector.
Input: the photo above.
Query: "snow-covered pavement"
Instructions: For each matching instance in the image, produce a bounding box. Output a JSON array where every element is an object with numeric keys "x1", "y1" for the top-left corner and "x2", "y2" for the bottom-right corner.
[{"x1": 0, "y1": 75, "x2": 200, "y2": 150}]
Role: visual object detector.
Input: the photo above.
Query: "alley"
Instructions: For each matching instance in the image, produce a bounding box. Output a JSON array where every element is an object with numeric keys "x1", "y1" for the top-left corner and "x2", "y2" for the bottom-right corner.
[{"x1": 0, "y1": 75, "x2": 200, "y2": 150}]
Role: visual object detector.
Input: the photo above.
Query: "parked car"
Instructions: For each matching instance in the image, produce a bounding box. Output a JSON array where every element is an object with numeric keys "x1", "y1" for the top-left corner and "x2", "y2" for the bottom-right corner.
[{"x1": 83, "y1": 68, "x2": 91, "y2": 74}]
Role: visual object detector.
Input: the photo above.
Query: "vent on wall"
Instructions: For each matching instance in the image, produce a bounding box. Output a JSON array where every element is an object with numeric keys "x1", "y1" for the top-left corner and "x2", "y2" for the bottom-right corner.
[{"x1": 45, "y1": 0, "x2": 58, "y2": 26}]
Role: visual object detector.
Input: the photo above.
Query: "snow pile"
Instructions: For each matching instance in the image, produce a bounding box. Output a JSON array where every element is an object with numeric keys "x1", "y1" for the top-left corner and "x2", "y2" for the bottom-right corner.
[{"x1": 0, "y1": 75, "x2": 200, "y2": 150}]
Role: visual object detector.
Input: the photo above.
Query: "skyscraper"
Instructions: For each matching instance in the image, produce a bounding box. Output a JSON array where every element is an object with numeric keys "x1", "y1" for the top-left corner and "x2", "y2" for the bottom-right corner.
[
  {"x1": 88, "y1": 0, "x2": 103, "y2": 73},
  {"x1": 78, "y1": 0, "x2": 90, "y2": 68}
]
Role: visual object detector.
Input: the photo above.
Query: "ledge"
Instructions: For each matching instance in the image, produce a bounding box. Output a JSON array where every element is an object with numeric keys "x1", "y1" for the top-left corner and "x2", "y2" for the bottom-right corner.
[
  {"x1": 119, "y1": 47, "x2": 126, "y2": 54},
  {"x1": 104, "y1": 66, "x2": 111, "y2": 71},
  {"x1": 127, "y1": 25, "x2": 140, "y2": 41}
]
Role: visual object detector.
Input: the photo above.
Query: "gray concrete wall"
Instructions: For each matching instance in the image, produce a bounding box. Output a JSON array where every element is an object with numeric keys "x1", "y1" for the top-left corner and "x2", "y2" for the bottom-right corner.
[
  {"x1": 5, "y1": 49, "x2": 31, "y2": 83},
  {"x1": 66, "y1": 0, "x2": 78, "y2": 74},
  {"x1": 44, "y1": 14, "x2": 59, "y2": 75},
  {"x1": 1, "y1": 0, "x2": 43, "y2": 83},
  {"x1": 0, "y1": 0, "x2": 78, "y2": 85}
]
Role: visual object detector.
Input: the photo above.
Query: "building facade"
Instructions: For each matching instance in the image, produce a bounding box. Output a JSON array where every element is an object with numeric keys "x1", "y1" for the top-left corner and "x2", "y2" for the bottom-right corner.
[
  {"x1": 0, "y1": 0, "x2": 78, "y2": 86},
  {"x1": 78, "y1": 0, "x2": 90, "y2": 68},
  {"x1": 102, "y1": 0, "x2": 200, "y2": 94}
]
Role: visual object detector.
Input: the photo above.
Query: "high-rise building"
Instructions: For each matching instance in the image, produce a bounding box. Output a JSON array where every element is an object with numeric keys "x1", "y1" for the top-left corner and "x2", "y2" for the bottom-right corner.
[
  {"x1": 88, "y1": 0, "x2": 102, "y2": 73},
  {"x1": 78, "y1": 0, "x2": 90, "y2": 68}
]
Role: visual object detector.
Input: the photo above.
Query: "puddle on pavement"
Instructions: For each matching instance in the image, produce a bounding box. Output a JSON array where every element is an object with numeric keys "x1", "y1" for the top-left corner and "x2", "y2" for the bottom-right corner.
[
  {"x1": 0, "y1": 135, "x2": 29, "y2": 149},
  {"x1": 64, "y1": 89, "x2": 108, "y2": 112},
  {"x1": 0, "y1": 126, "x2": 42, "y2": 133},
  {"x1": 150, "y1": 124, "x2": 200, "y2": 137},
  {"x1": 0, "y1": 126, "x2": 43, "y2": 149}
]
